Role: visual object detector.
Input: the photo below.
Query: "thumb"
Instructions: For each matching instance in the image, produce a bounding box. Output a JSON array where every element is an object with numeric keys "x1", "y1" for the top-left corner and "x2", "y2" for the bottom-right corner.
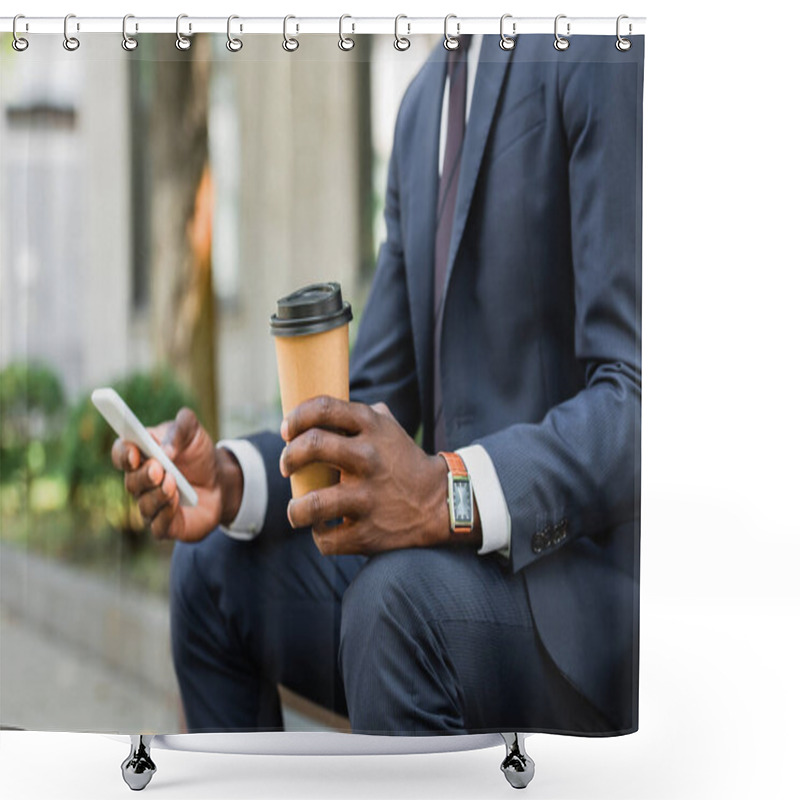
[
  {"x1": 161, "y1": 407, "x2": 199, "y2": 460},
  {"x1": 370, "y1": 401, "x2": 395, "y2": 420}
]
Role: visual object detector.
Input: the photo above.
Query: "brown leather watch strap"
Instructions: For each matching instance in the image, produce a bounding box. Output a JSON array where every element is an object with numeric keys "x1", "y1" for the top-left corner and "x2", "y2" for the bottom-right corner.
[
  {"x1": 438, "y1": 451, "x2": 472, "y2": 534},
  {"x1": 439, "y1": 451, "x2": 468, "y2": 478}
]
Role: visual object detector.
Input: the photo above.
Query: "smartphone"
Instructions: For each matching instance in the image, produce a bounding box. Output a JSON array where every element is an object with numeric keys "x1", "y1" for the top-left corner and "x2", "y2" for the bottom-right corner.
[{"x1": 91, "y1": 387, "x2": 199, "y2": 507}]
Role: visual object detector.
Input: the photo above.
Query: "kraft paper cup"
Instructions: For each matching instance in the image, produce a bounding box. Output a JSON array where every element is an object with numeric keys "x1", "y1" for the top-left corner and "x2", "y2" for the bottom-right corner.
[{"x1": 270, "y1": 283, "x2": 352, "y2": 499}]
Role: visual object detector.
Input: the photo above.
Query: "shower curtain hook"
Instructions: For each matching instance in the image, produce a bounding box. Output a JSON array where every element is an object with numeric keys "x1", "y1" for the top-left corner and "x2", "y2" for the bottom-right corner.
[
  {"x1": 443, "y1": 14, "x2": 460, "y2": 51},
  {"x1": 338, "y1": 14, "x2": 355, "y2": 51},
  {"x1": 226, "y1": 15, "x2": 243, "y2": 52},
  {"x1": 615, "y1": 14, "x2": 632, "y2": 51},
  {"x1": 394, "y1": 15, "x2": 411, "y2": 51},
  {"x1": 122, "y1": 14, "x2": 138, "y2": 51},
  {"x1": 283, "y1": 15, "x2": 299, "y2": 52},
  {"x1": 499, "y1": 14, "x2": 516, "y2": 51},
  {"x1": 176, "y1": 14, "x2": 192, "y2": 51},
  {"x1": 12, "y1": 14, "x2": 29, "y2": 52},
  {"x1": 63, "y1": 13, "x2": 80, "y2": 51},
  {"x1": 554, "y1": 14, "x2": 570, "y2": 51}
]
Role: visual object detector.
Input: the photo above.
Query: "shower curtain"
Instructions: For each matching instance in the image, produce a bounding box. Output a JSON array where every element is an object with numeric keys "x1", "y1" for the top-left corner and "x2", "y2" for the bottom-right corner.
[{"x1": 0, "y1": 25, "x2": 644, "y2": 742}]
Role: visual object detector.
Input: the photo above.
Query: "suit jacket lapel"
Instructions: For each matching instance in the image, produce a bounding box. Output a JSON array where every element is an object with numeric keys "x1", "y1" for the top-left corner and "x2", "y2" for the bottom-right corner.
[
  {"x1": 441, "y1": 38, "x2": 514, "y2": 307},
  {"x1": 406, "y1": 53, "x2": 447, "y2": 425}
]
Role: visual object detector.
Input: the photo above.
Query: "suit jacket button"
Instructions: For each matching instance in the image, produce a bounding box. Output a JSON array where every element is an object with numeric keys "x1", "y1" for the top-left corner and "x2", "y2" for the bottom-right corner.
[
  {"x1": 553, "y1": 520, "x2": 567, "y2": 545},
  {"x1": 531, "y1": 531, "x2": 548, "y2": 554}
]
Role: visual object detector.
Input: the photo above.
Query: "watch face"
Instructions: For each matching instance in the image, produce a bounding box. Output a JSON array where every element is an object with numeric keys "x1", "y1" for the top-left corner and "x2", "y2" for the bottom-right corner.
[{"x1": 452, "y1": 478, "x2": 472, "y2": 525}]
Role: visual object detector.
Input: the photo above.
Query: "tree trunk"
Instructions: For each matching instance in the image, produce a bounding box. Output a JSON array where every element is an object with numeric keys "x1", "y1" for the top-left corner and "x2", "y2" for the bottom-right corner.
[{"x1": 148, "y1": 35, "x2": 218, "y2": 439}]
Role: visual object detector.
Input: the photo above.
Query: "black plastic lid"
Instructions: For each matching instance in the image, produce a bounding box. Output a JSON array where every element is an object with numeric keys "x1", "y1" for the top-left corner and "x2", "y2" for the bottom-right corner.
[{"x1": 270, "y1": 282, "x2": 352, "y2": 337}]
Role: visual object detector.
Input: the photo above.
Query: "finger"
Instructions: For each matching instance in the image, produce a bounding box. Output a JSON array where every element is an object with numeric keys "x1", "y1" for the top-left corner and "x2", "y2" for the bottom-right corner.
[
  {"x1": 139, "y1": 488, "x2": 172, "y2": 528},
  {"x1": 137, "y1": 473, "x2": 178, "y2": 521},
  {"x1": 287, "y1": 483, "x2": 361, "y2": 530},
  {"x1": 281, "y1": 396, "x2": 372, "y2": 442},
  {"x1": 124, "y1": 458, "x2": 165, "y2": 499},
  {"x1": 280, "y1": 428, "x2": 373, "y2": 477},
  {"x1": 162, "y1": 472, "x2": 177, "y2": 498},
  {"x1": 150, "y1": 499, "x2": 178, "y2": 540},
  {"x1": 112, "y1": 438, "x2": 141, "y2": 472},
  {"x1": 159, "y1": 407, "x2": 200, "y2": 460}
]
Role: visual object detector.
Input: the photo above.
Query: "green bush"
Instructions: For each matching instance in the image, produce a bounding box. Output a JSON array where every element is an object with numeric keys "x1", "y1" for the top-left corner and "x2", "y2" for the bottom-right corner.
[
  {"x1": 1, "y1": 365, "x2": 197, "y2": 590},
  {"x1": 0, "y1": 362, "x2": 66, "y2": 481},
  {"x1": 62, "y1": 369, "x2": 197, "y2": 526}
]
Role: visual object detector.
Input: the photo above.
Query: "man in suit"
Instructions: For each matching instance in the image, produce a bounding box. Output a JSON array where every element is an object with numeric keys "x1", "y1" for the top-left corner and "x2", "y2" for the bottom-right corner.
[{"x1": 113, "y1": 34, "x2": 642, "y2": 735}]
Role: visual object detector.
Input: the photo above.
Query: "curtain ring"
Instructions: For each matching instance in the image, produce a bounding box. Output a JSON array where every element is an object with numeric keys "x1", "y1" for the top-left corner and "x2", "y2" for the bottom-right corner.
[
  {"x1": 63, "y1": 13, "x2": 80, "y2": 51},
  {"x1": 12, "y1": 14, "x2": 29, "y2": 52},
  {"x1": 283, "y1": 15, "x2": 299, "y2": 52},
  {"x1": 122, "y1": 14, "x2": 138, "y2": 51},
  {"x1": 338, "y1": 14, "x2": 355, "y2": 51},
  {"x1": 615, "y1": 14, "x2": 632, "y2": 51},
  {"x1": 227, "y1": 15, "x2": 243, "y2": 52},
  {"x1": 443, "y1": 14, "x2": 460, "y2": 51},
  {"x1": 499, "y1": 14, "x2": 516, "y2": 51},
  {"x1": 394, "y1": 14, "x2": 410, "y2": 51},
  {"x1": 175, "y1": 14, "x2": 191, "y2": 51},
  {"x1": 554, "y1": 14, "x2": 570, "y2": 51}
]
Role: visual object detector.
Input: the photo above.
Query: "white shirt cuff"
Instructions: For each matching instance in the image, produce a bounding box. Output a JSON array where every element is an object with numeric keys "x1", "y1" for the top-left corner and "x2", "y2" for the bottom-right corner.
[
  {"x1": 457, "y1": 445, "x2": 512, "y2": 558},
  {"x1": 217, "y1": 439, "x2": 268, "y2": 541}
]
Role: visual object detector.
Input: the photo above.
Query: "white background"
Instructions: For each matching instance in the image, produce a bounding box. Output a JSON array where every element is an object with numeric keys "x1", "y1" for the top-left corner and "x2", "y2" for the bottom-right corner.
[{"x1": 2, "y1": 0, "x2": 799, "y2": 798}]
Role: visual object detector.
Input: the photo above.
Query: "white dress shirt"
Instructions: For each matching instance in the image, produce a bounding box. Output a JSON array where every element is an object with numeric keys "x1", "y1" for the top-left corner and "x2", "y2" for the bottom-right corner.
[{"x1": 222, "y1": 34, "x2": 512, "y2": 558}]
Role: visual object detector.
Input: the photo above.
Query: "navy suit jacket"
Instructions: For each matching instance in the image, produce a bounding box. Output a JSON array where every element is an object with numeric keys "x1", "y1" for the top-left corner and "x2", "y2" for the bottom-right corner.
[{"x1": 250, "y1": 35, "x2": 643, "y2": 732}]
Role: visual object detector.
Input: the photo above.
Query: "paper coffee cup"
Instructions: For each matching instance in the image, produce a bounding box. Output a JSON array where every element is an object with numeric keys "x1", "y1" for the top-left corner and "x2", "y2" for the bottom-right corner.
[{"x1": 270, "y1": 283, "x2": 353, "y2": 499}]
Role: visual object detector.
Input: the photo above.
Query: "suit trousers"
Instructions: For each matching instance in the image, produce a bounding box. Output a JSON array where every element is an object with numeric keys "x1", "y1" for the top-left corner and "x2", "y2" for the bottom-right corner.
[{"x1": 169, "y1": 524, "x2": 610, "y2": 735}]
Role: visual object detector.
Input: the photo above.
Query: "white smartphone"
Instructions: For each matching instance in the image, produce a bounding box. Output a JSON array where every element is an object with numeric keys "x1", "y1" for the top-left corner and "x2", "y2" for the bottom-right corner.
[{"x1": 91, "y1": 387, "x2": 198, "y2": 508}]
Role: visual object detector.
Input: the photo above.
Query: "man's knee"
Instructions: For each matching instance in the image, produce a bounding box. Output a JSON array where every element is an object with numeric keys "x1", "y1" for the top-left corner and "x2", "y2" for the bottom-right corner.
[
  {"x1": 340, "y1": 549, "x2": 436, "y2": 654},
  {"x1": 169, "y1": 529, "x2": 237, "y2": 639},
  {"x1": 170, "y1": 534, "x2": 208, "y2": 616},
  {"x1": 169, "y1": 537, "x2": 206, "y2": 652},
  {"x1": 169, "y1": 538, "x2": 194, "y2": 600},
  {"x1": 338, "y1": 549, "x2": 470, "y2": 732}
]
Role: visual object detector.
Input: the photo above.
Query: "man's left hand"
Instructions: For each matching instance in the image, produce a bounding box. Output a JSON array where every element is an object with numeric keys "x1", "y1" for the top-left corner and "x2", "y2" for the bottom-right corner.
[{"x1": 279, "y1": 396, "x2": 479, "y2": 555}]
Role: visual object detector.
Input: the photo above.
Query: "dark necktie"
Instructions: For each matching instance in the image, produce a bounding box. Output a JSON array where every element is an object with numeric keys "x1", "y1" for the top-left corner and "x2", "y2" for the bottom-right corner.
[{"x1": 434, "y1": 35, "x2": 472, "y2": 452}]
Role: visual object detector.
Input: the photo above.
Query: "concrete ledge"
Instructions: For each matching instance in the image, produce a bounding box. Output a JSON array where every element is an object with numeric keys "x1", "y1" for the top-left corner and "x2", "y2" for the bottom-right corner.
[
  {"x1": 0, "y1": 542, "x2": 346, "y2": 732},
  {"x1": 0, "y1": 543, "x2": 178, "y2": 700}
]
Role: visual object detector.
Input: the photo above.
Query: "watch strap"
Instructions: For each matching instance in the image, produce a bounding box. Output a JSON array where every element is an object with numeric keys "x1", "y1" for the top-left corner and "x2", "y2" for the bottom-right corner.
[
  {"x1": 439, "y1": 451, "x2": 468, "y2": 478},
  {"x1": 438, "y1": 451, "x2": 472, "y2": 534}
]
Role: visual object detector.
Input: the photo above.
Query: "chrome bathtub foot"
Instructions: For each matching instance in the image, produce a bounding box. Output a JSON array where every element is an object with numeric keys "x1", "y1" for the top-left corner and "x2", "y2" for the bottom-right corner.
[
  {"x1": 500, "y1": 733, "x2": 535, "y2": 789},
  {"x1": 121, "y1": 735, "x2": 156, "y2": 791}
]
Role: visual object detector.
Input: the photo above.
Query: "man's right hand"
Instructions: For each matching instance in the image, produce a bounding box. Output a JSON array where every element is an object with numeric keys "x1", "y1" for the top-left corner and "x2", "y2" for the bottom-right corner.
[{"x1": 111, "y1": 407, "x2": 243, "y2": 542}]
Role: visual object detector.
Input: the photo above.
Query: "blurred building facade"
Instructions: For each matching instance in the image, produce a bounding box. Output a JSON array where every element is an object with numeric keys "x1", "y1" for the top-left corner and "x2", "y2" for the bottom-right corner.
[{"x1": 0, "y1": 33, "x2": 430, "y2": 438}]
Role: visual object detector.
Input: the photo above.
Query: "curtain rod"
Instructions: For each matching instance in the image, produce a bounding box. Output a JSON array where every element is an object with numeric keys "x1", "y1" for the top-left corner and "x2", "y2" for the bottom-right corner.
[{"x1": 2, "y1": 16, "x2": 646, "y2": 37}]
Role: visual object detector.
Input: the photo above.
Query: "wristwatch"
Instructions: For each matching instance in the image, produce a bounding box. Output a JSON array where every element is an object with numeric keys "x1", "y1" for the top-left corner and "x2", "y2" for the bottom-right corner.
[{"x1": 438, "y1": 452, "x2": 474, "y2": 535}]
